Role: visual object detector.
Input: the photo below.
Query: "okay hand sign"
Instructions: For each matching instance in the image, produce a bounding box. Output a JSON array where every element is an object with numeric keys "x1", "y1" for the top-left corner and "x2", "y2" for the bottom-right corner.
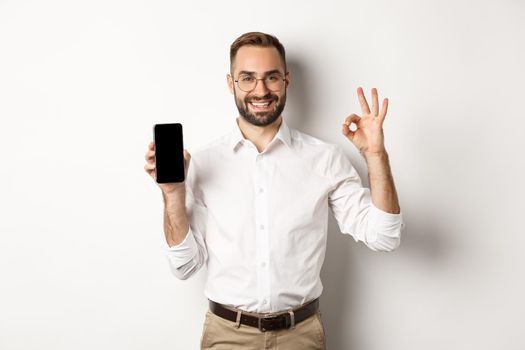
[{"x1": 342, "y1": 87, "x2": 389, "y2": 156}]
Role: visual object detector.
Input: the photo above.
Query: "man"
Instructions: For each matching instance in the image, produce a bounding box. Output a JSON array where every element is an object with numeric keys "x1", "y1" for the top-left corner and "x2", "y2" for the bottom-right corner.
[{"x1": 144, "y1": 32, "x2": 403, "y2": 350}]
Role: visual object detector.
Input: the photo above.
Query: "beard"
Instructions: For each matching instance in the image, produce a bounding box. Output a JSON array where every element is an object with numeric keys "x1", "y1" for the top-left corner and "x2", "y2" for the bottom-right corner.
[{"x1": 234, "y1": 91, "x2": 287, "y2": 127}]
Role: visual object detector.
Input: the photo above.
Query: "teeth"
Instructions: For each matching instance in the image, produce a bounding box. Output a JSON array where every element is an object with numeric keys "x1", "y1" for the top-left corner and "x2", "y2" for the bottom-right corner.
[{"x1": 251, "y1": 101, "x2": 271, "y2": 107}]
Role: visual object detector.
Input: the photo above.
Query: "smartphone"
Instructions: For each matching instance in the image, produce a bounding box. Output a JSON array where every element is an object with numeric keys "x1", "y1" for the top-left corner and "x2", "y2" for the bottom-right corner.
[{"x1": 153, "y1": 123, "x2": 185, "y2": 183}]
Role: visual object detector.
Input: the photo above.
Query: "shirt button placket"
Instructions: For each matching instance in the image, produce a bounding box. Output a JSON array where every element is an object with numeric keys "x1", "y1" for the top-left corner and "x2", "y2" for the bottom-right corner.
[{"x1": 255, "y1": 153, "x2": 271, "y2": 310}]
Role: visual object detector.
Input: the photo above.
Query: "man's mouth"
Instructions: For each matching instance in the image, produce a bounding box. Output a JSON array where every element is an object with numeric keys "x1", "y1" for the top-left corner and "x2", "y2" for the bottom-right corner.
[{"x1": 247, "y1": 99, "x2": 275, "y2": 111}]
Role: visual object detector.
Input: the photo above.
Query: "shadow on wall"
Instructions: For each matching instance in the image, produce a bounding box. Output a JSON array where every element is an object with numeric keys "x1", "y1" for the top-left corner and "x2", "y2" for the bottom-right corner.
[
  {"x1": 285, "y1": 58, "x2": 314, "y2": 131},
  {"x1": 321, "y1": 207, "x2": 451, "y2": 349}
]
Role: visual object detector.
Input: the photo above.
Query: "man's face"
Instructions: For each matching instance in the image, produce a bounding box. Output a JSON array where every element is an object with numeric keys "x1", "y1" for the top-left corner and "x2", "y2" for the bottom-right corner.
[{"x1": 228, "y1": 46, "x2": 290, "y2": 127}]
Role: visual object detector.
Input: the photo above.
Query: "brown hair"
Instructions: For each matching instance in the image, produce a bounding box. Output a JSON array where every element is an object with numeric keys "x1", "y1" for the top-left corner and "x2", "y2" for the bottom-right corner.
[{"x1": 230, "y1": 32, "x2": 286, "y2": 72}]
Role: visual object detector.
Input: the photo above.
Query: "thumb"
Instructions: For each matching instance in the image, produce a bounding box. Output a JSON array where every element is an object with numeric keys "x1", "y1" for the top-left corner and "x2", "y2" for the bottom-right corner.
[
  {"x1": 183, "y1": 149, "x2": 191, "y2": 161},
  {"x1": 183, "y1": 149, "x2": 191, "y2": 170},
  {"x1": 342, "y1": 123, "x2": 355, "y2": 141},
  {"x1": 342, "y1": 113, "x2": 360, "y2": 141}
]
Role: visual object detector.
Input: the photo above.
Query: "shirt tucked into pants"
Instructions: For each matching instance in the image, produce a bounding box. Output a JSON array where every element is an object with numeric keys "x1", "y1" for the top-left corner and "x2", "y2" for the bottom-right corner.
[{"x1": 200, "y1": 309, "x2": 327, "y2": 350}]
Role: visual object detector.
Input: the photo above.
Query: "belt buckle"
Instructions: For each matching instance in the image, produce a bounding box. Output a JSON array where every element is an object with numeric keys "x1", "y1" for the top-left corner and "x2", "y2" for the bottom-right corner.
[
  {"x1": 257, "y1": 314, "x2": 289, "y2": 332},
  {"x1": 258, "y1": 314, "x2": 276, "y2": 332}
]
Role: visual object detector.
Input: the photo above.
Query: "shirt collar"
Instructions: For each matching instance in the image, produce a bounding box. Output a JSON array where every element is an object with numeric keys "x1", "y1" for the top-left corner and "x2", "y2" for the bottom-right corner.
[{"x1": 229, "y1": 117, "x2": 292, "y2": 152}]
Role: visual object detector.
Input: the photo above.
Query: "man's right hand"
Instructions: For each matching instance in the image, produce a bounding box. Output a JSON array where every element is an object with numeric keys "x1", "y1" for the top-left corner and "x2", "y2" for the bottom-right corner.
[{"x1": 144, "y1": 141, "x2": 191, "y2": 194}]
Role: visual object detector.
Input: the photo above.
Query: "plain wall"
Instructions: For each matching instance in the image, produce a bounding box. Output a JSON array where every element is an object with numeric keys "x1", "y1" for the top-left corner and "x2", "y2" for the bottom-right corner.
[{"x1": 1, "y1": 0, "x2": 524, "y2": 349}]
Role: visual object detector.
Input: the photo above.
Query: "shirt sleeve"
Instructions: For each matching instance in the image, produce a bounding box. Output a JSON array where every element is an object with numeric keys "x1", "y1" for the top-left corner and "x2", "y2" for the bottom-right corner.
[
  {"x1": 327, "y1": 145, "x2": 404, "y2": 252},
  {"x1": 163, "y1": 170, "x2": 208, "y2": 280}
]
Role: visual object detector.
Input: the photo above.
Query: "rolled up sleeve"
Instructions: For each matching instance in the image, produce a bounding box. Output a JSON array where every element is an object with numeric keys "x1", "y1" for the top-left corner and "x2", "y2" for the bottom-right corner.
[
  {"x1": 328, "y1": 145, "x2": 404, "y2": 252},
  {"x1": 164, "y1": 227, "x2": 199, "y2": 278},
  {"x1": 364, "y1": 202, "x2": 404, "y2": 251},
  {"x1": 163, "y1": 166, "x2": 208, "y2": 280}
]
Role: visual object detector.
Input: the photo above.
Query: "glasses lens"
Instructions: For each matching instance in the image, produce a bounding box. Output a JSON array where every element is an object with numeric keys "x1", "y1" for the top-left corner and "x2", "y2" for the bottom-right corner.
[
  {"x1": 237, "y1": 75, "x2": 255, "y2": 92},
  {"x1": 264, "y1": 74, "x2": 284, "y2": 91}
]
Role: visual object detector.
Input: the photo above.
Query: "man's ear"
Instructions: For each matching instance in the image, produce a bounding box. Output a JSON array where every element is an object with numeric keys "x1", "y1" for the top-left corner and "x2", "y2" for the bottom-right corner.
[
  {"x1": 284, "y1": 71, "x2": 291, "y2": 90},
  {"x1": 227, "y1": 73, "x2": 234, "y2": 94}
]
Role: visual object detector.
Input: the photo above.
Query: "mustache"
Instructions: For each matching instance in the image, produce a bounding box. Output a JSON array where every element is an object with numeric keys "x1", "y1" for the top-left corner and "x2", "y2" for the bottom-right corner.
[{"x1": 245, "y1": 93, "x2": 278, "y2": 103}]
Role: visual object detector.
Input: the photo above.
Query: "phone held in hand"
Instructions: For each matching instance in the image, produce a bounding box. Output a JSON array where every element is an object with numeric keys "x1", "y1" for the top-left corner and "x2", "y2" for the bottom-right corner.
[{"x1": 153, "y1": 123, "x2": 185, "y2": 183}]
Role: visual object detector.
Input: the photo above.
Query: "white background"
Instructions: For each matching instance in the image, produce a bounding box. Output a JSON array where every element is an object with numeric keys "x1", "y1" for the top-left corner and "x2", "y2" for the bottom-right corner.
[{"x1": 1, "y1": 0, "x2": 524, "y2": 349}]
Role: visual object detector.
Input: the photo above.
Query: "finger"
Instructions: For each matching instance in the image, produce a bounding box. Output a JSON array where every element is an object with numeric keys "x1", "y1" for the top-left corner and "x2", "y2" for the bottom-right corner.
[
  {"x1": 357, "y1": 87, "x2": 371, "y2": 115},
  {"x1": 149, "y1": 142, "x2": 154, "y2": 150},
  {"x1": 342, "y1": 114, "x2": 361, "y2": 140},
  {"x1": 145, "y1": 149, "x2": 155, "y2": 160},
  {"x1": 144, "y1": 162, "x2": 155, "y2": 171},
  {"x1": 342, "y1": 122, "x2": 354, "y2": 140},
  {"x1": 379, "y1": 98, "x2": 388, "y2": 121},
  {"x1": 144, "y1": 164, "x2": 155, "y2": 178},
  {"x1": 344, "y1": 113, "x2": 361, "y2": 125},
  {"x1": 183, "y1": 149, "x2": 191, "y2": 161},
  {"x1": 371, "y1": 88, "x2": 379, "y2": 116},
  {"x1": 183, "y1": 149, "x2": 191, "y2": 169}
]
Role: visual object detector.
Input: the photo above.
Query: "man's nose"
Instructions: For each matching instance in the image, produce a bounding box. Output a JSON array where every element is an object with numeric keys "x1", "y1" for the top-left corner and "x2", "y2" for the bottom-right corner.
[{"x1": 252, "y1": 78, "x2": 270, "y2": 95}]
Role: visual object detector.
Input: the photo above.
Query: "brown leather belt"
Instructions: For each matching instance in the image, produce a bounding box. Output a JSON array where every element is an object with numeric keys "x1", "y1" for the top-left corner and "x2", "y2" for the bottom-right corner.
[{"x1": 209, "y1": 298, "x2": 319, "y2": 332}]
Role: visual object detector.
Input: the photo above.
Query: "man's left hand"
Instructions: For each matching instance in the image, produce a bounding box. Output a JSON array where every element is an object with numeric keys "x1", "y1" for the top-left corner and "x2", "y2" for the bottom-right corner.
[{"x1": 342, "y1": 87, "x2": 389, "y2": 156}]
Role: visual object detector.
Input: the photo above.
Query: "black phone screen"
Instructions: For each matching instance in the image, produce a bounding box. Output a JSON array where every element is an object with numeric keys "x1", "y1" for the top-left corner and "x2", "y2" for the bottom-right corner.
[{"x1": 153, "y1": 123, "x2": 185, "y2": 183}]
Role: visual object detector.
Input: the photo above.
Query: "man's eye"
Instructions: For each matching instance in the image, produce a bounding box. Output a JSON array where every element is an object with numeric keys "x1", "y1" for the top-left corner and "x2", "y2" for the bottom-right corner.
[
  {"x1": 240, "y1": 76, "x2": 254, "y2": 82},
  {"x1": 267, "y1": 74, "x2": 281, "y2": 81}
]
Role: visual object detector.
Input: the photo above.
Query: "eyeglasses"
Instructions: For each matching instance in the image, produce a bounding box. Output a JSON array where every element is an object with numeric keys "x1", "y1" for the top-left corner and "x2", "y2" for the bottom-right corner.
[{"x1": 234, "y1": 73, "x2": 286, "y2": 92}]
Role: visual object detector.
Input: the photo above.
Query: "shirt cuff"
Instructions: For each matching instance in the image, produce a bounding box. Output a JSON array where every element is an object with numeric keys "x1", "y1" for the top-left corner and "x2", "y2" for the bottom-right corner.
[
  {"x1": 163, "y1": 227, "x2": 198, "y2": 268},
  {"x1": 368, "y1": 202, "x2": 405, "y2": 233}
]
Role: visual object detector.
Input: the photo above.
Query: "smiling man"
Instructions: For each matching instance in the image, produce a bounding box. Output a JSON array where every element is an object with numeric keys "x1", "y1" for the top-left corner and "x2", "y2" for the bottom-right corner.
[
  {"x1": 144, "y1": 32, "x2": 404, "y2": 350},
  {"x1": 230, "y1": 45, "x2": 288, "y2": 129}
]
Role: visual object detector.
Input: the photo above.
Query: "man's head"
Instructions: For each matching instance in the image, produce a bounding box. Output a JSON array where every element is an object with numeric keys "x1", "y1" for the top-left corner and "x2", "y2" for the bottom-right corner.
[{"x1": 227, "y1": 32, "x2": 290, "y2": 127}]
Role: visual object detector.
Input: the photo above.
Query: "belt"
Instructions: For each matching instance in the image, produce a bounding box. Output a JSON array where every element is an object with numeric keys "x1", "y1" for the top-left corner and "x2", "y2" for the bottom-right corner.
[{"x1": 208, "y1": 298, "x2": 319, "y2": 332}]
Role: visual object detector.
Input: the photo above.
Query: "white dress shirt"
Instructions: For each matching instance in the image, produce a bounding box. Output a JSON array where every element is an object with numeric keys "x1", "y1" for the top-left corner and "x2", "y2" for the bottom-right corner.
[{"x1": 164, "y1": 117, "x2": 404, "y2": 313}]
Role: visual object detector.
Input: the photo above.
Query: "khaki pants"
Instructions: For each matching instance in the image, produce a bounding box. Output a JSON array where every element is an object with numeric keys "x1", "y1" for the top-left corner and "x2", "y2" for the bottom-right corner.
[{"x1": 200, "y1": 309, "x2": 327, "y2": 350}]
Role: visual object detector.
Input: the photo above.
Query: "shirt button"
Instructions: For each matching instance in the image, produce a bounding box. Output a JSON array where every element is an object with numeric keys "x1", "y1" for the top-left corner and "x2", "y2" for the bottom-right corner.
[
  {"x1": 259, "y1": 188, "x2": 264, "y2": 193},
  {"x1": 262, "y1": 299, "x2": 268, "y2": 305},
  {"x1": 260, "y1": 225, "x2": 265, "y2": 230},
  {"x1": 261, "y1": 262, "x2": 266, "y2": 268}
]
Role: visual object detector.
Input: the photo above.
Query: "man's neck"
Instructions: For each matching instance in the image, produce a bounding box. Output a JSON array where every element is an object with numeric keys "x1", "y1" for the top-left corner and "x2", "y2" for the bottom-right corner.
[{"x1": 237, "y1": 116, "x2": 282, "y2": 153}]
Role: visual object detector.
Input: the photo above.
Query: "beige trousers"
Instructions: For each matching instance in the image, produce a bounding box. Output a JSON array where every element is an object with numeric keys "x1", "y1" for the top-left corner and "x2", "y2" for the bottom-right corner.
[{"x1": 200, "y1": 309, "x2": 327, "y2": 350}]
